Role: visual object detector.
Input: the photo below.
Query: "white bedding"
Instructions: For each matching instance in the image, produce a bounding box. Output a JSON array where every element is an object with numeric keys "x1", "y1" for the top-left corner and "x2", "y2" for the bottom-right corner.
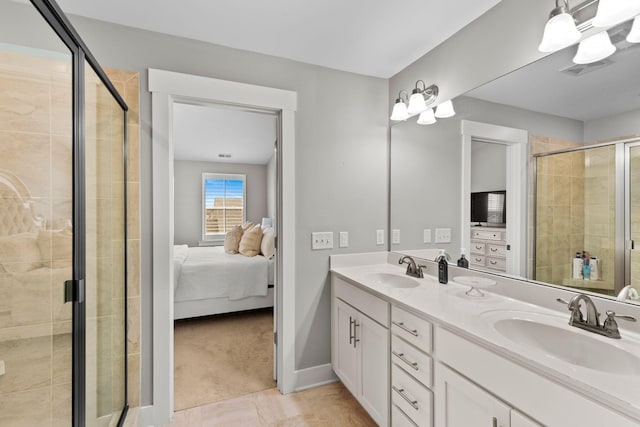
[{"x1": 173, "y1": 245, "x2": 273, "y2": 302}]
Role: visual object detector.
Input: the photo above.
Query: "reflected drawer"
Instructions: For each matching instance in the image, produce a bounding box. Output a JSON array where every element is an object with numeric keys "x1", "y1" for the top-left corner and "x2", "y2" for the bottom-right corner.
[
  {"x1": 470, "y1": 255, "x2": 485, "y2": 266},
  {"x1": 472, "y1": 230, "x2": 502, "y2": 241},
  {"x1": 391, "y1": 335, "x2": 433, "y2": 387},
  {"x1": 487, "y1": 244, "x2": 507, "y2": 257},
  {"x1": 392, "y1": 404, "x2": 419, "y2": 427},
  {"x1": 391, "y1": 305, "x2": 433, "y2": 353},
  {"x1": 392, "y1": 364, "x2": 433, "y2": 427},
  {"x1": 470, "y1": 242, "x2": 486, "y2": 254},
  {"x1": 486, "y1": 256, "x2": 506, "y2": 270}
]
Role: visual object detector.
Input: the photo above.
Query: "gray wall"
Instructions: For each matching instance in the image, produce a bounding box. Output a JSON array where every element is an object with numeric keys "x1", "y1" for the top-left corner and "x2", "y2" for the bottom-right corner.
[
  {"x1": 584, "y1": 108, "x2": 640, "y2": 143},
  {"x1": 57, "y1": 13, "x2": 388, "y2": 405},
  {"x1": 471, "y1": 142, "x2": 506, "y2": 193},
  {"x1": 173, "y1": 160, "x2": 268, "y2": 247}
]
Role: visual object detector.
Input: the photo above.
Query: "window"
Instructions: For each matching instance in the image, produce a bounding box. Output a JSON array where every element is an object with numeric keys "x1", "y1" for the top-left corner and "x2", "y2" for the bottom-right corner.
[{"x1": 202, "y1": 173, "x2": 246, "y2": 239}]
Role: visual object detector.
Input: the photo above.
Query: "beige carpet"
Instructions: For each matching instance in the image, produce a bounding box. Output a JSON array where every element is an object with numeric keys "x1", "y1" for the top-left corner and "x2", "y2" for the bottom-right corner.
[{"x1": 174, "y1": 308, "x2": 276, "y2": 410}]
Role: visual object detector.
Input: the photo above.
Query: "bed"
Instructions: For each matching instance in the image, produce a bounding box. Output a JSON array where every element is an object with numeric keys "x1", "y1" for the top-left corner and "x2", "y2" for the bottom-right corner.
[{"x1": 173, "y1": 245, "x2": 275, "y2": 320}]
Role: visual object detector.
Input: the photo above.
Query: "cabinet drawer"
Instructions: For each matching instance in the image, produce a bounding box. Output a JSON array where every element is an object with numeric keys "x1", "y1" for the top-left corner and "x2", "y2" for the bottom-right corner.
[
  {"x1": 470, "y1": 242, "x2": 486, "y2": 254},
  {"x1": 470, "y1": 255, "x2": 485, "y2": 266},
  {"x1": 392, "y1": 364, "x2": 433, "y2": 427},
  {"x1": 486, "y1": 244, "x2": 507, "y2": 257},
  {"x1": 472, "y1": 230, "x2": 502, "y2": 241},
  {"x1": 334, "y1": 276, "x2": 389, "y2": 326},
  {"x1": 392, "y1": 404, "x2": 419, "y2": 427},
  {"x1": 391, "y1": 305, "x2": 433, "y2": 353},
  {"x1": 392, "y1": 335, "x2": 433, "y2": 387},
  {"x1": 486, "y1": 257, "x2": 506, "y2": 270}
]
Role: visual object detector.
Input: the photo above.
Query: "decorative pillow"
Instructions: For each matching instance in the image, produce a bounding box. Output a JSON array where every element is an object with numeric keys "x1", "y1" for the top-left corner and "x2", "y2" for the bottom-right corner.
[
  {"x1": 239, "y1": 224, "x2": 263, "y2": 257},
  {"x1": 261, "y1": 227, "x2": 276, "y2": 259},
  {"x1": 0, "y1": 232, "x2": 42, "y2": 273},
  {"x1": 224, "y1": 225, "x2": 244, "y2": 254},
  {"x1": 242, "y1": 222, "x2": 254, "y2": 231},
  {"x1": 37, "y1": 228, "x2": 73, "y2": 269}
]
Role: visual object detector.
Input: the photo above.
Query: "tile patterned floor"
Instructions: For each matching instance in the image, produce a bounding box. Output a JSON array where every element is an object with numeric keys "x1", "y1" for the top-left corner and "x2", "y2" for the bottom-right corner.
[{"x1": 168, "y1": 382, "x2": 376, "y2": 426}]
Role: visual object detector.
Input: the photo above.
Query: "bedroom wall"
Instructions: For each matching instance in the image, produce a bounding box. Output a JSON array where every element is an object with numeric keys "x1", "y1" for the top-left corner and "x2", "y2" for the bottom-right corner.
[
  {"x1": 173, "y1": 160, "x2": 268, "y2": 247},
  {"x1": 55, "y1": 12, "x2": 389, "y2": 405}
]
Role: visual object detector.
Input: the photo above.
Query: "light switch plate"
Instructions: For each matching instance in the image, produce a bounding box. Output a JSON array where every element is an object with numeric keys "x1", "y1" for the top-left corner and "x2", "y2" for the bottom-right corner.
[
  {"x1": 392, "y1": 229, "x2": 400, "y2": 245},
  {"x1": 435, "y1": 228, "x2": 451, "y2": 243},
  {"x1": 339, "y1": 232, "x2": 349, "y2": 248},
  {"x1": 376, "y1": 229, "x2": 385, "y2": 245},
  {"x1": 311, "y1": 232, "x2": 334, "y2": 250},
  {"x1": 423, "y1": 229, "x2": 432, "y2": 243}
]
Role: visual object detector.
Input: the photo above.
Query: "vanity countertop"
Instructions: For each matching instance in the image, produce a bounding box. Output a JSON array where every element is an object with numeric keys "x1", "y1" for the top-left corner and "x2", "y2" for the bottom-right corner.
[{"x1": 330, "y1": 255, "x2": 640, "y2": 421}]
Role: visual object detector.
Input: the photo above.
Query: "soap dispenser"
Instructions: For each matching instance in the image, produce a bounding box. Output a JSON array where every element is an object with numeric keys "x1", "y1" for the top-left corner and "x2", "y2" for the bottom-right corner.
[
  {"x1": 457, "y1": 249, "x2": 469, "y2": 268},
  {"x1": 437, "y1": 249, "x2": 449, "y2": 284}
]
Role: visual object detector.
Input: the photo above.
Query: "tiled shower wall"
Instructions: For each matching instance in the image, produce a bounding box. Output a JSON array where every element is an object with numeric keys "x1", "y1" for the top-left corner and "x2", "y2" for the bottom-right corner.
[{"x1": 0, "y1": 49, "x2": 140, "y2": 425}]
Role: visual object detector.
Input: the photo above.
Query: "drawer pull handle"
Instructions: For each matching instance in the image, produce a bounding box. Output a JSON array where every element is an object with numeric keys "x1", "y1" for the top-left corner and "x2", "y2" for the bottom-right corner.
[
  {"x1": 353, "y1": 322, "x2": 360, "y2": 348},
  {"x1": 490, "y1": 260, "x2": 498, "y2": 265},
  {"x1": 349, "y1": 317, "x2": 355, "y2": 345},
  {"x1": 475, "y1": 245, "x2": 482, "y2": 250},
  {"x1": 492, "y1": 417, "x2": 498, "y2": 427},
  {"x1": 475, "y1": 258, "x2": 482, "y2": 262},
  {"x1": 392, "y1": 351, "x2": 419, "y2": 371},
  {"x1": 392, "y1": 321, "x2": 419, "y2": 337},
  {"x1": 490, "y1": 248, "x2": 498, "y2": 252},
  {"x1": 392, "y1": 386, "x2": 419, "y2": 410}
]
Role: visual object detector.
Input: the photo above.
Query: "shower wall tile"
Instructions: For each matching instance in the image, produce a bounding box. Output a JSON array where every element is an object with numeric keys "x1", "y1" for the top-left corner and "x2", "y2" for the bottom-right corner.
[
  {"x1": 0, "y1": 271, "x2": 51, "y2": 329},
  {"x1": 0, "y1": 386, "x2": 51, "y2": 427},
  {"x1": 0, "y1": 71, "x2": 50, "y2": 134},
  {"x1": 0, "y1": 131, "x2": 51, "y2": 198},
  {"x1": 52, "y1": 383, "x2": 72, "y2": 427},
  {"x1": 0, "y1": 335, "x2": 51, "y2": 394}
]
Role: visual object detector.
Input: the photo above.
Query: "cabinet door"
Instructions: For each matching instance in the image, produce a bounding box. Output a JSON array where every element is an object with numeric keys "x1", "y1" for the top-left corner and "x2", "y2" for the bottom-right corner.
[
  {"x1": 358, "y1": 314, "x2": 389, "y2": 427},
  {"x1": 511, "y1": 410, "x2": 542, "y2": 427},
  {"x1": 436, "y1": 364, "x2": 510, "y2": 427},
  {"x1": 334, "y1": 299, "x2": 358, "y2": 395}
]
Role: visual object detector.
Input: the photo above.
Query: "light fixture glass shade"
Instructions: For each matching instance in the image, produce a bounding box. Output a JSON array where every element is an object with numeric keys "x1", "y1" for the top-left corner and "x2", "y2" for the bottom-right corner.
[
  {"x1": 407, "y1": 92, "x2": 427, "y2": 115},
  {"x1": 628, "y1": 15, "x2": 640, "y2": 43},
  {"x1": 390, "y1": 100, "x2": 409, "y2": 121},
  {"x1": 416, "y1": 108, "x2": 436, "y2": 125},
  {"x1": 434, "y1": 100, "x2": 455, "y2": 118},
  {"x1": 538, "y1": 11, "x2": 581, "y2": 53},
  {"x1": 593, "y1": 0, "x2": 640, "y2": 28},
  {"x1": 573, "y1": 31, "x2": 616, "y2": 64}
]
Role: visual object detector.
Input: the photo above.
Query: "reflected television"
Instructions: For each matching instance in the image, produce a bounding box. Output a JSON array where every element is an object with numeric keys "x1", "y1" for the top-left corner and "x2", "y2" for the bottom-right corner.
[{"x1": 471, "y1": 191, "x2": 506, "y2": 226}]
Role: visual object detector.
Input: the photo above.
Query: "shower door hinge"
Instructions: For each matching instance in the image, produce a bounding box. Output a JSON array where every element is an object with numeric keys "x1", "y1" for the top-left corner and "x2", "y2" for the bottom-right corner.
[{"x1": 64, "y1": 279, "x2": 84, "y2": 303}]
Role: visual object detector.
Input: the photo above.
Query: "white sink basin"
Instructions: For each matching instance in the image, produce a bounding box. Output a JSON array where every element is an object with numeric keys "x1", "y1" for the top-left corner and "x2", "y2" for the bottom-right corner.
[
  {"x1": 367, "y1": 272, "x2": 421, "y2": 288},
  {"x1": 483, "y1": 311, "x2": 640, "y2": 376}
]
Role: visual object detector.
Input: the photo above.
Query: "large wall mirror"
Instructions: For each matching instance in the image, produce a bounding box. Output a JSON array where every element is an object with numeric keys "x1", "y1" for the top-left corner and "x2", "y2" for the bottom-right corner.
[{"x1": 390, "y1": 17, "x2": 640, "y2": 305}]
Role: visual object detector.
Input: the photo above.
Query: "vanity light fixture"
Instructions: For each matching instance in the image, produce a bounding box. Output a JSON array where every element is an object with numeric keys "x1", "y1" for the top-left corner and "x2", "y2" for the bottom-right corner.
[
  {"x1": 628, "y1": 15, "x2": 640, "y2": 43},
  {"x1": 416, "y1": 108, "x2": 437, "y2": 125},
  {"x1": 407, "y1": 80, "x2": 438, "y2": 115},
  {"x1": 592, "y1": 0, "x2": 640, "y2": 28},
  {"x1": 538, "y1": 0, "x2": 581, "y2": 53},
  {"x1": 434, "y1": 99, "x2": 456, "y2": 118},
  {"x1": 390, "y1": 90, "x2": 410, "y2": 121},
  {"x1": 573, "y1": 30, "x2": 616, "y2": 64}
]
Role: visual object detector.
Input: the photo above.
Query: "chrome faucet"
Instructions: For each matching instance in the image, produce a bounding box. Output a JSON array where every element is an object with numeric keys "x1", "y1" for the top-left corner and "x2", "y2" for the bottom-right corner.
[
  {"x1": 398, "y1": 256, "x2": 425, "y2": 279},
  {"x1": 557, "y1": 294, "x2": 637, "y2": 339}
]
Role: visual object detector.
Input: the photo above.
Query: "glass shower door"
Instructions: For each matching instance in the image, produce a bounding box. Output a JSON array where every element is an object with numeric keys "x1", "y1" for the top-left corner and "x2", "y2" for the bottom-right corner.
[{"x1": 625, "y1": 143, "x2": 640, "y2": 302}]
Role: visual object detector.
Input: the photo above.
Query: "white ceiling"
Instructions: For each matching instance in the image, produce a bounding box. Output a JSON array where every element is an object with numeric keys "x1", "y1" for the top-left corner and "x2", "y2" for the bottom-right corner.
[
  {"x1": 56, "y1": 0, "x2": 501, "y2": 78},
  {"x1": 467, "y1": 21, "x2": 640, "y2": 122},
  {"x1": 173, "y1": 103, "x2": 276, "y2": 165}
]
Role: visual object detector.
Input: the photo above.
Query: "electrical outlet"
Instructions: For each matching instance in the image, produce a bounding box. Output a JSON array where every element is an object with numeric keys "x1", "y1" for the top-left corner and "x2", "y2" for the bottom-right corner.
[
  {"x1": 339, "y1": 232, "x2": 349, "y2": 248},
  {"x1": 376, "y1": 229, "x2": 385, "y2": 245},
  {"x1": 392, "y1": 229, "x2": 400, "y2": 245},
  {"x1": 435, "y1": 228, "x2": 451, "y2": 243},
  {"x1": 423, "y1": 229, "x2": 432, "y2": 243},
  {"x1": 311, "y1": 232, "x2": 334, "y2": 250}
]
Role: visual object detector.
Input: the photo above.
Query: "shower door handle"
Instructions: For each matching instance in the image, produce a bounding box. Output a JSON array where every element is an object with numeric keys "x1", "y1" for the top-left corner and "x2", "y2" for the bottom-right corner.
[
  {"x1": 627, "y1": 240, "x2": 635, "y2": 250},
  {"x1": 64, "y1": 279, "x2": 85, "y2": 303}
]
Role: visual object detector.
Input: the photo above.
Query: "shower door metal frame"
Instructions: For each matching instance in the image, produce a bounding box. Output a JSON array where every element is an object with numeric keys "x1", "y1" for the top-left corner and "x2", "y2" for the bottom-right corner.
[{"x1": 27, "y1": 1, "x2": 129, "y2": 426}]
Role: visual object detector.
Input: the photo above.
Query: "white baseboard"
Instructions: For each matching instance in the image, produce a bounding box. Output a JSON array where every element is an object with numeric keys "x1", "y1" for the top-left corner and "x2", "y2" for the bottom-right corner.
[{"x1": 293, "y1": 363, "x2": 338, "y2": 392}]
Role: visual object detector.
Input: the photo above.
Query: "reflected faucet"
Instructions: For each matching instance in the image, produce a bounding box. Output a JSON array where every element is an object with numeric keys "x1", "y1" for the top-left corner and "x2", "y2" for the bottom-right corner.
[
  {"x1": 399, "y1": 256, "x2": 425, "y2": 279},
  {"x1": 557, "y1": 293, "x2": 637, "y2": 339},
  {"x1": 617, "y1": 285, "x2": 640, "y2": 302}
]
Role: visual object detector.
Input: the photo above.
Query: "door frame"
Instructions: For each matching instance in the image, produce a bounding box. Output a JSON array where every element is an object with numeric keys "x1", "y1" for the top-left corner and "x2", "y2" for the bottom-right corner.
[
  {"x1": 461, "y1": 120, "x2": 528, "y2": 277},
  {"x1": 149, "y1": 69, "x2": 297, "y2": 426}
]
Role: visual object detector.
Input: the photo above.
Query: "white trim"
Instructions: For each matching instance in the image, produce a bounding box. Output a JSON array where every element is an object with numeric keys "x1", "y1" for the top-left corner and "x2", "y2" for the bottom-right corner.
[
  {"x1": 461, "y1": 120, "x2": 528, "y2": 277},
  {"x1": 293, "y1": 364, "x2": 339, "y2": 392},
  {"x1": 138, "y1": 405, "x2": 155, "y2": 427},
  {"x1": 149, "y1": 69, "x2": 297, "y2": 427}
]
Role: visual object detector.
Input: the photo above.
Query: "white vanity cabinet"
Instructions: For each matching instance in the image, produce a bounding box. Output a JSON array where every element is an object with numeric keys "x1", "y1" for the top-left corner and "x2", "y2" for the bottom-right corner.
[
  {"x1": 390, "y1": 305, "x2": 434, "y2": 427},
  {"x1": 437, "y1": 363, "x2": 540, "y2": 427},
  {"x1": 332, "y1": 276, "x2": 389, "y2": 426}
]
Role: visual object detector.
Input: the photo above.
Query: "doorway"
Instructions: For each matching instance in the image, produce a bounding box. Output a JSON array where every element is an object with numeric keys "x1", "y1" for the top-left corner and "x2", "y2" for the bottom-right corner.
[
  {"x1": 171, "y1": 102, "x2": 278, "y2": 409},
  {"x1": 149, "y1": 69, "x2": 297, "y2": 426}
]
